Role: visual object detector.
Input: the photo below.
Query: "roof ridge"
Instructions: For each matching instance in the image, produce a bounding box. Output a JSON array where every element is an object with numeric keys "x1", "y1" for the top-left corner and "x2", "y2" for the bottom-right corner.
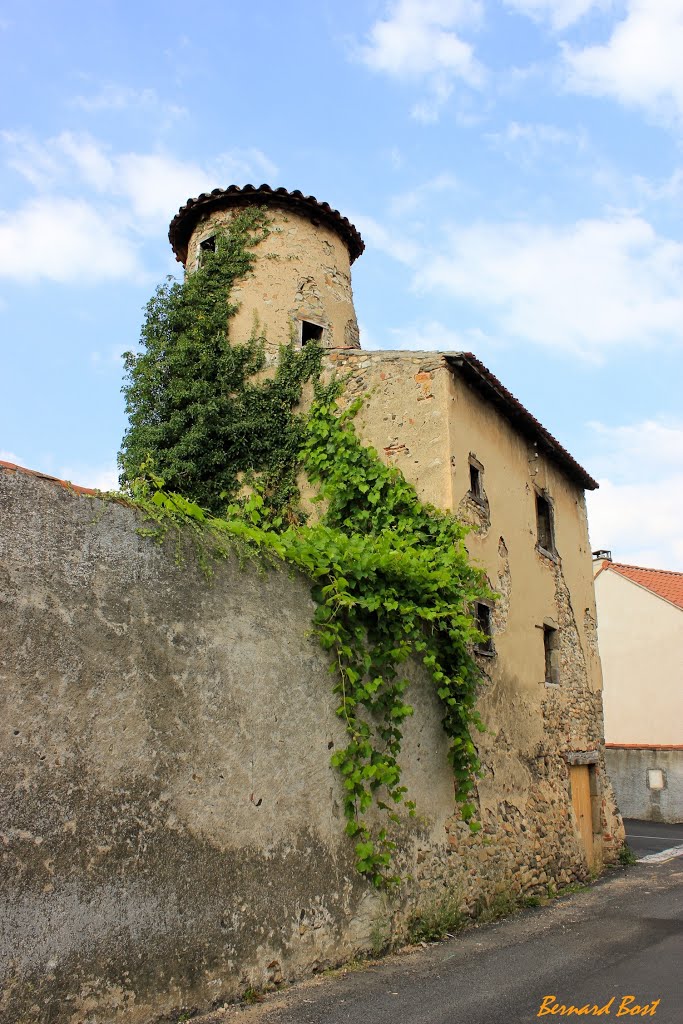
[
  {"x1": 448, "y1": 352, "x2": 598, "y2": 490},
  {"x1": 610, "y1": 561, "x2": 683, "y2": 577}
]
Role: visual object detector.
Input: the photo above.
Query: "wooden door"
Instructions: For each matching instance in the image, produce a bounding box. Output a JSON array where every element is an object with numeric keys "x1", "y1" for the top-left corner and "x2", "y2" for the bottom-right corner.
[{"x1": 570, "y1": 765, "x2": 594, "y2": 866}]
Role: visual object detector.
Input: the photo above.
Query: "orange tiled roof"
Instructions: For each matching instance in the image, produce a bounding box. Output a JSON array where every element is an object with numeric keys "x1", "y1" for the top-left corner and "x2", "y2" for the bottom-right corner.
[
  {"x1": 607, "y1": 561, "x2": 683, "y2": 611},
  {"x1": 0, "y1": 460, "x2": 99, "y2": 496}
]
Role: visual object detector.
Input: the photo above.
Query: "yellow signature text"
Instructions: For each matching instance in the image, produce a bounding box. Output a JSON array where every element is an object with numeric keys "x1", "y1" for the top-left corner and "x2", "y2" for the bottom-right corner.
[{"x1": 538, "y1": 996, "x2": 661, "y2": 1017}]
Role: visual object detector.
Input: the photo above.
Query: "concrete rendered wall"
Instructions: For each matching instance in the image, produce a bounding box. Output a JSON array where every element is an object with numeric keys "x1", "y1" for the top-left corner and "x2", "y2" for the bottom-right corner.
[
  {"x1": 605, "y1": 748, "x2": 683, "y2": 823},
  {"x1": 0, "y1": 466, "x2": 458, "y2": 1023},
  {"x1": 1, "y1": 449, "x2": 621, "y2": 1023},
  {"x1": 595, "y1": 569, "x2": 683, "y2": 746}
]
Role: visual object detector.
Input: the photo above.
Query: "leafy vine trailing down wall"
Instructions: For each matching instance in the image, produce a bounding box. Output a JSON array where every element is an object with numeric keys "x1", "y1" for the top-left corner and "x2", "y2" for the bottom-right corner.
[{"x1": 117, "y1": 209, "x2": 493, "y2": 886}]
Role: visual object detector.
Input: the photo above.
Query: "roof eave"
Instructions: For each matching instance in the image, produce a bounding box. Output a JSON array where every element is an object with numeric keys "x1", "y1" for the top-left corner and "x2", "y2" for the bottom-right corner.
[
  {"x1": 445, "y1": 353, "x2": 599, "y2": 491},
  {"x1": 168, "y1": 184, "x2": 365, "y2": 266}
]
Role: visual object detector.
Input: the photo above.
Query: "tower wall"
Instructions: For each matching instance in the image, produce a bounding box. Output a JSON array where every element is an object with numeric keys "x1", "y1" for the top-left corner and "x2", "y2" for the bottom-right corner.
[{"x1": 186, "y1": 204, "x2": 360, "y2": 356}]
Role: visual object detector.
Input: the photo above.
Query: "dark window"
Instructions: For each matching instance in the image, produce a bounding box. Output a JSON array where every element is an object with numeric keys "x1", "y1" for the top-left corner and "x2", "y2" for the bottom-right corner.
[
  {"x1": 543, "y1": 625, "x2": 559, "y2": 684},
  {"x1": 469, "y1": 462, "x2": 482, "y2": 499},
  {"x1": 475, "y1": 602, "x2": 494, "y2": 655},
  {"x1": 536, "y1": 494, "x2": 554, "y2": 553},
  {"x1": 301, "y1": 320, "x2": 324, "y2": 345},
  {"x1": 199, "y1": 235, "x2": 216, "y2": 254}
]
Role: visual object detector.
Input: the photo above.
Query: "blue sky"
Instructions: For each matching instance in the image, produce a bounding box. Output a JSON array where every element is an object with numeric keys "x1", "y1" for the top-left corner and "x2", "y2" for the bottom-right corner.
[{"x1": 1, "y1": 0, "x2": 682, "y2": 568}]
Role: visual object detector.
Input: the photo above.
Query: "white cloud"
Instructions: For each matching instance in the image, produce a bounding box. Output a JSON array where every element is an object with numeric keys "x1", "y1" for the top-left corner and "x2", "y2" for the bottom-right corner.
[
  {"x1": 388, "y1": 173, "x2": 459, "y2": 217},
  {"x1": 586, "y1": 418, "x2": 683, "y2": 570},
  {"x1": 71, "y1": 83, "x2": 186, "y2": 122},
  {"x1": 358, "y1": 0, "x2": 485, "y2": 120},
  {"x1": 588, "y1": 418, "x2": 683, "y2": 474},
  {"x1": 413, "y1": 212, "x2": 683, "y2": 358},
  {"x1": 485, "y1": 121, "x2": 587, "y2": 163},
  {"x1": 4, "y1": 132, "x2": 278, "y2": 227},
  {"x1": 634, "y1": 167, "x2": 683, "y2": 202},
  {"x1": 564, "y1": 1, "x2": 683, "y2": 124},
  {"x1": 90, "y1": 345, "x2": 127, "y2": 372},
  {"x1": 0, "y1": 449, "x2": 24, "y2": 465},
  {"x1": 0, "y1": 131, "x2": 278, "y2": 283},
  {"x1": 0, "y1": 197, "x2": 142, "y2": 284},
  {"x1": 349, "y1": 212, "x2": 421, "y2": 265},
  {"x1": 58, "y1": 462, "x2": 119, "y2": 492},
  {"x1": 383, "y1": 320, "x2": 493, "y2": 351},
  {"x1": 505, "y1": 0, "x2": 610, "y2": 31},
  {"x1": 2, "y1": 131, "x2": 63, "y2": 189}
]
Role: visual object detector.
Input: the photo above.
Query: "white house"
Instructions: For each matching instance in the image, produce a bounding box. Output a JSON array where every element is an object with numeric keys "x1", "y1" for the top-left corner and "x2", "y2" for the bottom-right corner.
[{"x1": 594, "y1": 557, "x2": 683, "y2": 823}]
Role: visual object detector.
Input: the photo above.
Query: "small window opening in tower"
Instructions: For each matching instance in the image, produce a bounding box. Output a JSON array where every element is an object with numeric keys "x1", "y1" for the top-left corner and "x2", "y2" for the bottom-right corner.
[
  {"x1": 199, "y1": 235, "x2": 216, "y2": 256},
  {"x1": 474, "y1": 602, "x2": 494, "y2": 655},
  {"x1": 536, "y1": 493, "x2": 554, "y2": 553},
  {"x1": 543, "y1": 624, "x2": 559, "y2": 685},
  {"x1": 300, "y1": 320, "x2": 324, "y2": 346}
]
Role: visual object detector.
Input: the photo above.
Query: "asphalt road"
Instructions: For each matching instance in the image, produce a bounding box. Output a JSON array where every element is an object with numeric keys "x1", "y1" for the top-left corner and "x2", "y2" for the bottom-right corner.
[
  {"x1": 624, "y1": 818, "x2": 683, "y2": 858},
  {"x1": 196, "y1": 860, "x2": 683, "y2": 1024}
]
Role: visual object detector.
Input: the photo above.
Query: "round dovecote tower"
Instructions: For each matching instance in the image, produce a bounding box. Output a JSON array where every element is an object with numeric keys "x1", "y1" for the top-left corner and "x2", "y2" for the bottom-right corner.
[{"x1": 168, "y1": 184, "x2": 364, "y2": 354}]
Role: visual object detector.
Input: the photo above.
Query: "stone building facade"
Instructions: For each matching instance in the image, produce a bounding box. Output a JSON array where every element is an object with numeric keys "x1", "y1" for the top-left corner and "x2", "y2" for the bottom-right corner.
[
  {"x1": 0, "y1": 187, "x2": 623, "y2": 1023},
  {"x1": 171, "y1": 185, "x2": 624, "y2": 877}
]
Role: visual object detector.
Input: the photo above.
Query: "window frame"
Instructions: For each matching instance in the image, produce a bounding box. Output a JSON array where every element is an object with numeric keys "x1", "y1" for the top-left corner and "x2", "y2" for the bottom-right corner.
[
  {"x1": 197, "y1": 234, "x2": 217, "y2": 267},
  {"x1": 473, "y1": 600, "x2": 495, "y2": 657},
  {"x1": 468, "y1": 454, "x2": 485, "y2": 506},
  {"x1": 535, "y1": 489, "x2": 557, "y2": 558},
  {"x1": 542, "y1": 621, "x2": 560, "y2": 686},
  {"x1": 299, "y1": 318, "x2": 325, "y2": 346}
]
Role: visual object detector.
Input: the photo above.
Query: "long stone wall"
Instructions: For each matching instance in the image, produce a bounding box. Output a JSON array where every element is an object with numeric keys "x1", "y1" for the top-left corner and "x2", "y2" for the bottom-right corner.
[{"x1": 1, "y1": 466, "x2": 619, "y2": 1024}]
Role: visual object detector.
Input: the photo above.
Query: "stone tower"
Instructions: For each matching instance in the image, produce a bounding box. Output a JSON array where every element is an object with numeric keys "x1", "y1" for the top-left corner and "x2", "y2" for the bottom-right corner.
[{"x1": 168, "y1": 184, "x2": 364, "y2": 355}]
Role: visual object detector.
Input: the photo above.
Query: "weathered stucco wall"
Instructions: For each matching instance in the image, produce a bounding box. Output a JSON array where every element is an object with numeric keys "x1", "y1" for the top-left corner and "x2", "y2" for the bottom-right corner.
[
  {"x1": 185, "y1": 205, "x2": 359, "y2": 354},
  {"x1": 605, "y1": 748, "x2": 683, "y2": 823},
  {"x1": 2, "y1": 449, "x2": 621, "y2": 1023},
  {"x1": 325, "y1": 349, "x2": 622, "y2": 877},
  {"x1": 1, "y1": 466, "x2": 461, "y2": 1023}
]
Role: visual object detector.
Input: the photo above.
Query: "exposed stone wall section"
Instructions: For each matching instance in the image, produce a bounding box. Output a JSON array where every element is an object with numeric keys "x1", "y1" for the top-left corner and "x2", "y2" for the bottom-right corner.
[
  {"x1": 583, "y1": 606, "x2": 599, "y2": 663},
  {"x1": 491, "y1": 536, "x2": 511, "y2": 639},
  {"x1": 457, "y1": 493, "x2": 490, "y2": 536},
  {"x1": 324, "y1": 350, "x2": 452, "y2": 511},
  {"x1": 536, "y1": 562, "x2": 624, "y2": 866}
]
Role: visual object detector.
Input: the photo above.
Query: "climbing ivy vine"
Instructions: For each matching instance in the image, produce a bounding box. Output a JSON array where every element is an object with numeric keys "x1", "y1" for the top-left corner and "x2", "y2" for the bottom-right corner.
[
  {"x1": 119, "y1": 207, "x2": 321, "y2": 522},
  {"x1": 118, "y1": 212, "x2": 492, "y2": 886}
]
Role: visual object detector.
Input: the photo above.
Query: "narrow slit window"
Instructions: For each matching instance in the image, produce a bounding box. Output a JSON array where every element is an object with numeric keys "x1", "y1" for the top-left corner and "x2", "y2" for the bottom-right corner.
[
  {"x1": 469, "y1": 463, "x2": 482, "y2": 499},
  {"x1": 475, "y1": 602, "x2": 494, "y2": 655},
  {"x1": 536, "y1": 494, "x2": 554, "y2": 553},
  {"x1": 544, "y1": 625, "x2": 559, "y2": 685},
  {"x1": 199, "y1": 235, "x2": 216, "y2": 254},
  {"x1": 301, "y1": 320, "x2": 324, "y2": 346}
]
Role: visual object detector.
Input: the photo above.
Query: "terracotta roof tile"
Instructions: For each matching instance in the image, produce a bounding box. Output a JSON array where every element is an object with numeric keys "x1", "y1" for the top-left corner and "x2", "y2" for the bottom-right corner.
[
  {"x1": 169, "y1": 184, "x2": 365, "y2": 266},
  {"x1": 607, "y1": 561, "x2": 683, "y2": 611},
  {"x1": 446, "y1": 353, "x2": 598, "y2": 490},
  {"x1": 0, "y1": 460, "x2": 99, "y2": 497}
]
